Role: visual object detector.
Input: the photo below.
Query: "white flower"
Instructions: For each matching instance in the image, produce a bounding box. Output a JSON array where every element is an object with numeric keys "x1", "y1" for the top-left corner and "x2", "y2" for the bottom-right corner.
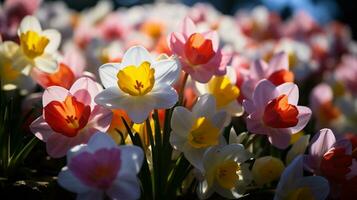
[
  {"x1": 169, "y1": 94, "x2": 227, "y2": 171},
  {"x1": 58, "y1": 132, "x2": 144, "y2": 200},
  {"x1": 274, "y1": 155, "x2": 329, "y2": 200},
  {"x1": 94, "y1": 45, "x2": 180, "y2": 123},
  {"x1": 195, "y1": 66, "x2": 244, "y2": 122},
  {"x1": 14, "y1": 15, "x2": 61, "y2": 75},
  {"x1": 197, "y1": 144, "x2": 252, "y2": 199}
]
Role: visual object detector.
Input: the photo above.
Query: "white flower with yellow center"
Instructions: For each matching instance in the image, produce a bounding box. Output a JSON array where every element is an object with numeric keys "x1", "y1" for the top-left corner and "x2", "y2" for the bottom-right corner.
[
  {"x1": 0, "y1": 41, "x2": 35, "y2": 94},
  {"x1": 95, "y1": 46, "x2": 180, "y2": 123},
  {"x1": 274, "y1": 155, "x2": 329, "y2": 200},
  {"x1": 197, "y1": 144, "x2": 252, "y2": 199},
  {"x1": 14, "y1": 15, "x2": 61, "y2": 75},
  {"x1": 195, "y1": 66, "x2": 244, "y2": 123},
  {"x1": 169, "y1": 94, "x2": 227, "y2": 170}
]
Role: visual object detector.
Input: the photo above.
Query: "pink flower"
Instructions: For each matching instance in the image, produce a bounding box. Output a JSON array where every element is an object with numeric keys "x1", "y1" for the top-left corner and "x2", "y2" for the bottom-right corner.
[
  {"x1": 30, "y1": 77, "x2": 112, "y2": 158},
  {"x1": 309, "y1": 84, "x2": 341, "y2": 127},
  {"x1": 305, "y1": 129, "x2": 357, "y2": 183},
  {"x1": 31, "y1": 44, "x2": 93, "y2": 89},
  {"x1": 241, "y1": 52, "x2": 294, "y2": 99},
  {"x1": 243, "y1": 80, "x2": 311, "y2": 149},
  {"x1": 168, "y1": 17, "x2": 231, "y2": 83},
  {"x1": 58, "y1": 132, "x2": 143, "y2": 200},
  {"x1": 335, "y1": 55, "x2": 357, "y2": 96}
]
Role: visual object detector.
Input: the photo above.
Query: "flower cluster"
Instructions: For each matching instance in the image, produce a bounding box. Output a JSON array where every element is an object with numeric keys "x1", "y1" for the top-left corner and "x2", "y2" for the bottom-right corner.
[{"x1": 1, "y1": 1, "x2": 357, "y2": 199}]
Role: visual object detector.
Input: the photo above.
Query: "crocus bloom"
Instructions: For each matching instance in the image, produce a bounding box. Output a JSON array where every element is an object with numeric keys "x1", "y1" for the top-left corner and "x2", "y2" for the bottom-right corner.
[
  {"x1": 58, "y1": 132, "x2": 143, "y2": 200},
  {"x1": 310, "y1": 83, "x2": 341, "y2": 127},
  {"x1": 30, "y1": 77, "x2": 112, "y2": 158},
  {"x1": 305, "y1": 129, "x2": 357, "y2": 184},
  {"x1": 197, "y1": 144, "x2": 252, "y2": 199},
  {"x1": 13, "y1": 15, "x2": 61, "y2": 74},
  {"x1": 31, "y1": 44, "x2": 88, "y2": 89},
  {"x1": 241, "y1": 52, "x2": 294, "y2": 99},
  {"x1": 252, "y1": 156, "x2": 284, "y2": 186},
  {"x1": 169, "y1": 17, "x2": 230, "y2": 83},
  {"x1": 274, "y1": 155, "x2": 329, "y2": 200},
  {"x1": 243, "y1": 80, "x2": 311, "y2": 149},
  {"x1": 195, "y1": 66, "x2": 244, "y2": 120},
  {"x1": 169, "y1": 94, "x2": 227, "y2": 170},
  {"x1": 95, "y1": 45, "x2": 180, "y2": 123},
  {"x1": 0, "y1": 41, "x2": 35, "y2": 93}
]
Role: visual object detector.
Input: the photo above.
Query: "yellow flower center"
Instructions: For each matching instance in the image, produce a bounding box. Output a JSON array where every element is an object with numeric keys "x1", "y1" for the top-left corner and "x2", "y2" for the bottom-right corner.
[
  {"x1": 20, "y1": 31, "x2": 49, "y2": 59},
  {"x1": 215, "y1": 160, "x2": 240, "y2": 189},
  {"x1": 117, "y1": 61, "x2": 155, "y2": 96},
  {"x1": 207, "y1": 76, "x2": 240, "y2": 108},
  {"x1": 188, "y1": 117, "x2": 220, "y2": 148},
  {"x1": 286, "y1": 187, "x2": 315, "y2": 200}
]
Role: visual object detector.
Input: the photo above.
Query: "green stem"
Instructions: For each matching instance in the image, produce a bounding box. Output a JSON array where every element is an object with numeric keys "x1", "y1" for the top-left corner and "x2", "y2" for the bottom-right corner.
[{"x1": 178, "y1": 72, "x2": 189, "y2": 105}]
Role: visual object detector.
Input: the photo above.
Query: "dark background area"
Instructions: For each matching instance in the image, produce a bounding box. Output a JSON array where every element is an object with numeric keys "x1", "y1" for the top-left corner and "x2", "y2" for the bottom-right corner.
[{"x1": 1, "y1": 0, "x2": 357, "y2": 39}]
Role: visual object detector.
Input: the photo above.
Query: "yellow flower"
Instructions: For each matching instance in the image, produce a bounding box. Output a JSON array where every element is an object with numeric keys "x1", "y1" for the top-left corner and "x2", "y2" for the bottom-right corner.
[{"x1": 252, "y1": 156, "x2": 284, "y2": 186}]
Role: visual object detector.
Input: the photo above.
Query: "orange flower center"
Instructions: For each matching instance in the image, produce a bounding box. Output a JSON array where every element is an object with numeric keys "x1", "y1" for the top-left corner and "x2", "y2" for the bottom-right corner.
[
  {"x1": 263, "y1": 94, "x2": 298, "y2": 128},
  {"x1": 44, "y1": 96, "x2": 91, "y2": 137},
  {"x1": 184, "y1": 33, "x2": 215, "y2": 65},
  {"x1": 43, "y1": 63, "x2": 75, "y2": 89},
  {"x1": 318, "y1": 101, "x2": 341, "y2": 124},
  {"x1": 267, "y1": 69, "x2": 294, "y2": 86}
]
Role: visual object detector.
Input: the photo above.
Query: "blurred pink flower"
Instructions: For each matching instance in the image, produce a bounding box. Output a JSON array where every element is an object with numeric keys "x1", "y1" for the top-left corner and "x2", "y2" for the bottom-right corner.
[
  {"x1": 58, "y1": 132, "x2": 143, "y2": 200},
  {"x1": 335, "y1": 55, "x2": 357, "y2": 96},
  {"x1": 243, "y1": 80, "x2": 311, "y2": 149},
  {"x1": 305, "y1": 129, "x2": 357, "y2": 183},
  {"x1": 30, "y1": 77, "x2": 112, "y2": 158},
  {"x1": 241, "y1": 51, "x2": 294, "y2": 99},
  {"x1": 168, "y1": 17, "x2": 231, "y2": 83}
]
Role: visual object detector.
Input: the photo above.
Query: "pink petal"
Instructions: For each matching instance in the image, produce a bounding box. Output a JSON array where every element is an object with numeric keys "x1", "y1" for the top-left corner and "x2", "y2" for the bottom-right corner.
[
  {"x1": 309, "y1": 128, "x2": 336, "y2": 165},
  {"x1": 62, "y1": 45, "x2": 86, "y2": 77},
  {"x1": 309, "y1": 83, "x2": 332, "y2": 112},
  {"x1": 43, "y1": 86, "x2": 70, "y2": 106},
  {"x1": 181, "y1": 16, "x2": 196, "y2": 39},
  {"x1": 277, "y1": 82, "x2": 299, "y2": 105},
  {"x1": 290, "y1": 106, "x2": 311, "y2": 133},
  {"x1": 189, "y1": 66, "x2": 214, "y2": 83},
  {"x1": 268, "y1": 51, "x2": 289, "y2": 73},
  {"x1": 168, "y1": 32, "x2": 186, "y2": 57},
  {"x1": 30, "y1": 116, "x2": 53, "y2": 142},
  {"x1": 245, "y1": 112, "x2": 267, "y2": 135},
  {"x1": 242, "y1": 99, "x2": 256, "y2": 114},
  {"x1": 252, "y1": 80, "x2": 278, "y2": 111},
  {"x1": 87, "y1": 105, "x2": 113, "y2": 132},
  {"x1": 70, "y1": 77, "x2": 102, "y2": 109},
  {"x1": 251, "y1": 59, "x2": 269, "y2": 80},
  {"x1": 268, "y1": 129, "x2": 291, "y2": 149}
]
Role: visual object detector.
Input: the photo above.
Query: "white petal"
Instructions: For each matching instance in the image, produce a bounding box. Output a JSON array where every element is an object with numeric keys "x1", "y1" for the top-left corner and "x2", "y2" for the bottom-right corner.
[
  {"x1": 42, "y1": 29, "x2": 61, "y2": 53},
  {"x1": 219, "y1": 144, "x2": 250, "y2": 163},
  {"x1": 224, "y1": 101, "x2": 244, "y2": 117},
  {"x1": 192, "y1": 94, "x2": 216, "y2": 118},
  {"x1": 183, "y1": 145, "x2": 207, "y2": 171},
  {"x1": 211, "y1": 111, "x2": 228, "y2": 129},
  {"x1": 275, "y1": 155, "x2": 303, "y2": 198},
  {"x1": 87, "y1": 132, "x2": 117, "y2": 152},
  {"x1": 195, "y1": 81, "x2": 208, "y2": 95},
  {"x1": 34, "y1": 54, "x2": 58, "y2": 74},
  {"x1": 118, "y1": 145, "x2": 144, "y2": 174},
  {"x1": 57, "y1": 167, "x2": 90, "y2": 194},
  {"x1": 107, "y1": 174, "x2": 141, "y2": 200},
  {"x1": 98, "y1": 63, "x2": 120, "y2": 88},
  {"x1": 277, "y1": 82, "x2": 299, "y2": 105},
  {"x1": 18, "y1": 15, "x2": 41, "y2": 35},
  {"x1": 169, "y1": 132, "x2": 188, "y2": 152},
  {"x1": 94, "y1": 87, "x2": 126, "y2": 109},
  {"x1": 121, "y1": 46, "x2": 153, "y2": 67},
  {"x1": 171, "y1": 106, "x2": 194, "y2": 136},
  {"x1": 226, "y1": 66, "x2": 237, "y2": 85},
  {"x1": 148, "y1": 84, "x2": 178, "y2": 109},
  {"x1": 152, "y1": 59, "x2": 180, "y2": 86}
]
